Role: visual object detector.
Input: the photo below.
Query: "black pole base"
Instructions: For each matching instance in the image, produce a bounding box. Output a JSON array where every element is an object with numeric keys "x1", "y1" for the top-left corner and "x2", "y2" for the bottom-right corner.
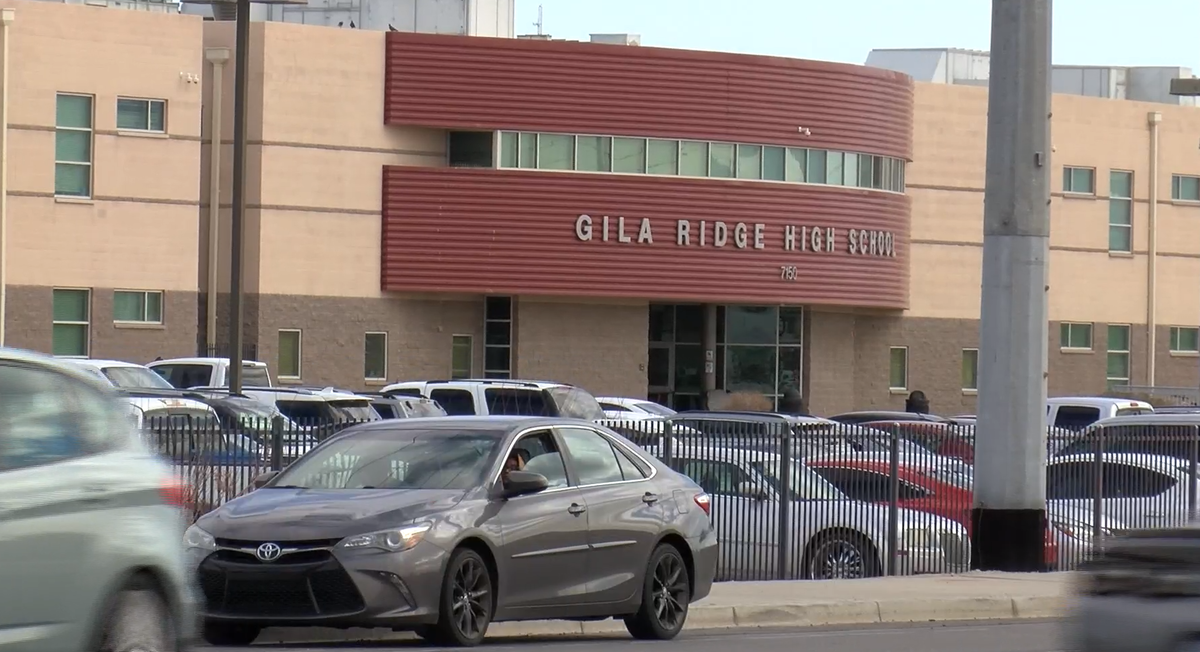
[{"x1": 970, "y1": 508, "x2": 1046, "y2": 572}]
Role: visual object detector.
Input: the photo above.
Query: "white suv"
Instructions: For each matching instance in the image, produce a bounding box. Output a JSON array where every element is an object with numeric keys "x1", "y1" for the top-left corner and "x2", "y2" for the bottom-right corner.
[{"x1": 380, "y1": 379, "x2": 605, "y2": 420}]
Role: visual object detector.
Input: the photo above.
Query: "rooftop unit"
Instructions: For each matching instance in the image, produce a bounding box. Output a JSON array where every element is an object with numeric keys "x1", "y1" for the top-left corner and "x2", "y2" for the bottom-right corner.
[
  {"x1": 866, "y1": 47, "x2": 1195, "y2": 106},
  {"x1": 188, "y1": 0, "x2": 514, "y2": 37}
]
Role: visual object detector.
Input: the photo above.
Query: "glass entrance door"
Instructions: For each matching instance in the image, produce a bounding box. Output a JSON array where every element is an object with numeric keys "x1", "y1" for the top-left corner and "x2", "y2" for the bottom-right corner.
[{"x1": 648, "y1": 343, "x2": 673, "y2": 403}]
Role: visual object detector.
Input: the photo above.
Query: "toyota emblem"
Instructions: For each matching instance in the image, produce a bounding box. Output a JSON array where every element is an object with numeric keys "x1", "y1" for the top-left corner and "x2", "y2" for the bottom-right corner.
[{"x1": 255, "y1": 542, "x2": 282, "y2": 562}]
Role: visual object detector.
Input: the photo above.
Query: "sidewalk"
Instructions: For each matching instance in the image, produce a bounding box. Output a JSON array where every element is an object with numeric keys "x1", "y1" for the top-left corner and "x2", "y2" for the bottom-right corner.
[{"x1": 259, "y1": 572, "x2": 1073, "y2": 644}]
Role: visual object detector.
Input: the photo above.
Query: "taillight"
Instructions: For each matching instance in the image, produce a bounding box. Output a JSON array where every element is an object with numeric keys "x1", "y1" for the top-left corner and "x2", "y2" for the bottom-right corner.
[
  {"x1": 694, "y1": 493, "x2": 711, "y2": 516},
  {"x1": 160, "y1": 478, "x2": 190, "y2": 509}
]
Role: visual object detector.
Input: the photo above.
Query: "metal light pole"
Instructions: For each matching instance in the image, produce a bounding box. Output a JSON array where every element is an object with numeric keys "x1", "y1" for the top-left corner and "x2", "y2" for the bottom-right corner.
[
  {"x1": 227, "y1": 0, "x2": 250, "y2": 394},
  {"x1": 971, "y1": 0, "x2": 1052, "y2": 571}
]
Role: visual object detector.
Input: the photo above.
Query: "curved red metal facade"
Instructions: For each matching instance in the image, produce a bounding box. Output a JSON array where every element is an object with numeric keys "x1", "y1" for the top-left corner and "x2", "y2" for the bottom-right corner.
[
  {"x1": 384, "y1": 33, "x2": 914, "y2": 160},
  {"x1": 382, "y1": 168, "x2": 909, "y2": 309}
]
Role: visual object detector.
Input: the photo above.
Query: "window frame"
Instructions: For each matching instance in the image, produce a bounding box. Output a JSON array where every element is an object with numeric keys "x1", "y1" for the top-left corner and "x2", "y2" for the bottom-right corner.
[
  {"x1": 1172, "y1": 174, "x2": 1200, "y2": 202},
  {"x1": 363, "y1": 331, "x2": 388, "y2": 381},
  {"x1": 1106, "y1": 324, "x2": 1131, "y2": 389},
  {"x1": 1059, "y1": 322, "x2": 1094, "y2": 351},
  {"x1": 276, "y1": 328, "x2": 302, "y2": 380},
  {"x1": 1108, "y1": 169, "x2": 1133, "y2": 253},
  {"x1": 888, "y1": 346, "x2": 908, "y2": 392},
  {"x1": 54, "y1": 92, "x2": 94, "y2": 199},
  {"x1": 450, "y1": 334, "x2": 473, "y2": 379},
  {"x1": 961, "y1": 348, "x2": 979, "y2": 393},
  {"x1": 51, "y1": 287, "x2": 91, "y2": 358},
  {"x1": 1062, "y1": 165, "x2": 1096, "y2": 195},
  {"x1": 483, "y1": 297, "x2": 512, "y2": 379},
  {"x1": 115, "y1": 96, "x2": 167, "y2": 133},
  {"x1": 112, "y1": 289, "x2": 163, "y2": 325},
  {"x1": 1170, "y1": 326, "x2": 1200, "y2": 355}
]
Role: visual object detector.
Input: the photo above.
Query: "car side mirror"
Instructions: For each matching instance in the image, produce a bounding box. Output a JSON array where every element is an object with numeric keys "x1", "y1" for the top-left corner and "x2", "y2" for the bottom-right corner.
[
  {"x1": 737, "y1": 481, "x2": 768, "y2": 501},
  {"x1": 501, "y1": 470, "x2": 549, "y2": 498},
  {"x1": 251, "y1": 470, "x2": 279, "y2": 489}
]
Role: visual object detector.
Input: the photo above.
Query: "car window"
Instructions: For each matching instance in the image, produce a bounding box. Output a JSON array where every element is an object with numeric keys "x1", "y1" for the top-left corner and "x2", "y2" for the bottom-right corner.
[
  {"x1": 0, "y1": 364, "x2": 113, "y2": 471},
  {"x1": 1102, "y1": 463, "x2": 1177, "y2": 499},
  {"x1": 1054, "y1": 406, "x2": 1102, "y2": 430},
  {"x1": 241, "y1": 365, "x2": 271, "y2": 387},
  {"x1": 546, "y1": 387, "x2": 605, "y2": 420},
  {"x1": 557, "y1": 427, "x2": 626, "y2": 485},
  {"x1": 386, "y1": 387, "x2": 423, "y2": 398},
  {"x1": 430, "y1": 389, "x2": 475, "y2": 415},
  {"x1": 810, "y1": 467, "x2": 892, "y2": 502},
  {"x1": 151, "y1": 364, "x2": 211, "y2": 389},
  {"x1": 372, "y1": 402, "x2": 399, "y2": 419},
  {"x1": 276, "y1": 400, "x2": 332, "y2": 424},
  {"x1": 1046, "y1": 461, "x2": 1096, "y2": 500},
  {"x1": 410, "y1": 400, "x2": 447, "y2": 417},
  {"x1": 485, "y1": 388, "x2": 551, "y2": 416},
  {"x1": 327, "y1": 399, "x2": 378, "y2": 421},
  {"x1": 633, "y1": 401, "x2": 675, "y2": 416},
  {"x1": 599, "y1": 402, "x2": 629, "y2": 412},
  {"x1": 749, "y1": 459, "x2": 844, "y2": 500},
  {"x1": 101, "y1": 366, "x2": 175, "y2": 389},
  {"x1": 677, "y1": 458, "x2": 752, "y2": 497},
  {"x1": 510, "y1": 430, "x2": 568, "y2": 488},
  {"x1": 1116, "y1": 407, "x2": 1153, "y2": 417}
]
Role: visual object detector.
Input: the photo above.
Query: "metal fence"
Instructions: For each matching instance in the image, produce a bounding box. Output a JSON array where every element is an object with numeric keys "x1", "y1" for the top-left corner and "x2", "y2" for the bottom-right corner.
[{"x1": 142, "y1": 414, "x2": 1200, "y2": 582}]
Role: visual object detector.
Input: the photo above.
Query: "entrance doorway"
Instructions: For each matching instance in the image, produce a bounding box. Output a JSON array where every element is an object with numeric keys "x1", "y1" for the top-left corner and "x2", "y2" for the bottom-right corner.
[{"x1": 647, "y1": 304, "x2": 803, "y2": 410}]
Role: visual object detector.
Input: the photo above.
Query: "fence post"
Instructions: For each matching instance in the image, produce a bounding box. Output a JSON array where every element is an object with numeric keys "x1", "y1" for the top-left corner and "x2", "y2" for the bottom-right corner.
[
  {"x1": 661, "y1": 418, "x2": 674, "y2": 467},
  {"x1": 777, "y1": 420, "x2": 793, "y2": 580},
  {"x1": 1091, "y1": 428, "x2": 1104, "y2": 540},
  {"x1": 270, "y1": 416, "x2": 284, "y2": 471},
  {"x1": 887, "y1": 424, "x2": 900, "y2": 576},
  {"x1": 1189, "y1": 426, "x2": 1199, "y2": 522}
]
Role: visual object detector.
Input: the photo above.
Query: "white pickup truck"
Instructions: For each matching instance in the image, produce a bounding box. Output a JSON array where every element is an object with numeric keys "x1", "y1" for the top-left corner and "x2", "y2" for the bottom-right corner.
[{"x1": 147, "y1": 357, "x2": 274, "y2": 391}]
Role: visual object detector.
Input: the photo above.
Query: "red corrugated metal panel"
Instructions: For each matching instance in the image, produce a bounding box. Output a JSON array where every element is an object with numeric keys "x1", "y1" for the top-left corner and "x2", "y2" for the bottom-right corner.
[
  {"x1": 382, "y1": 167, "x2": 910, "y2": 309},
  {"x1": 384, "y1": 33, "x2": 914, "y2": 160}
]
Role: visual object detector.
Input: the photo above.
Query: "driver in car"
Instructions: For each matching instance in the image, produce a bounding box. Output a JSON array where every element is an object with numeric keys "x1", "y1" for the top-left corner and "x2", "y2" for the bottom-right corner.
[{"x1": 501, "y1": 449, "x2": 528, "y2": 485}]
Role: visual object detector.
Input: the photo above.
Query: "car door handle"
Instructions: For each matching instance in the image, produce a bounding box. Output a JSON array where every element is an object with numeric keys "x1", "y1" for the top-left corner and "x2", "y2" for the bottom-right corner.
[
  {"x1": 568, "y1": 503, "x2": 587, "y2": 516},
  {"x1": 642, "y1": 492, "x2": 659, "y2": 504}
]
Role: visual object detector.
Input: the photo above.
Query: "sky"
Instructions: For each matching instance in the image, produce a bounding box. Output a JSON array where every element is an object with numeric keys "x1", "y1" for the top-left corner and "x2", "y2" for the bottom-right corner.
[{"x1": 513, "y1": 0, "x2": 1200, "y2": 72}]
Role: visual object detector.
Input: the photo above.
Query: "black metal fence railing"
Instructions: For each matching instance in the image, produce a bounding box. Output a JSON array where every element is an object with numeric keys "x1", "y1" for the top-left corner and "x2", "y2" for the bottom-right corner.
[{"x1": 142, "y1": 412, "x2": 1200, "y2": 581}]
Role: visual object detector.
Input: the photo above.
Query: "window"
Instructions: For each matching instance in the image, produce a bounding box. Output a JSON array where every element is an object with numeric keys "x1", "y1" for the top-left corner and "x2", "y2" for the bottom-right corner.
[
  {"x1": 1106, "y1": 324, "x2": 1130, "y2": 388},
  {"x1": 785, "y1": 148, "x2": 806, "y2": 182},
  {"x1": 447, "y1": 131, "x2": 494, "y2": 167},
  {"x1": 499, "y1": 131, "x2": 518, "y2": 167},
  {"x1": 736, "y1": 144, "x2": 762, "y2": 180},
  {"x1": 612, "y1": 137, "x2": 646, "y2": 174},
  {"x1": 647, "y1": 139, "x2": 678, "y2": 175},
  {"x1": 1109, "y1": 170, "x2": 1133, "y2": 252},
  {"x1": 511, "y1": 431, "x2": 569, "y2": 487},
  {"x1": 677, "y1": 458, "x2": 752, "y2": 497},
  {"x1": 962, "y1": 348, "x2": 979, "y2": 391},
  {"x1": 484, "y1": 297, "x2": 512, "y2": 379},
  {"x1": 430, "y1": 388, "x2": 475, "y2": 415},
  {"x1": 536, "y1": 133, "x2": 573, "y2": 170},
  {"x1": 1172, "y1": 174, "x2": 1200, "y2": 202},
  {"x1": 558, "y1": 427, "x2": 628, "y2": 485},
  {"x1": 1063, "y1": 166, "x2": 1095, "y2": 194},
  {"x1": 52, "y1": 289, "x2": 90, "y2": 357},
  {"x1": 55, "y1": 93, "x2": 93, "y2": 197},
  {"x1": 709, "y1": 143, "x2": 734, "y2": 178},
  {"x1": 1170, "y1": 326, "x2": 1200, "y2": 354},
  {"x1": 0, "y1": 364, "x2": 123, "y2": 470},
  {"x1": 806, "y1": 150, "x2": 827, "y2": 183},
  {"x1": 843, "y1": 153, "x2": 859, "y2": 187},
  {"x1": 364, "y1": 332, "x2": 387, "y2": 381},
  {"x1": 451, "y1": 335, "x2": 473, "y2": 379},
  {"x1": 763, "y1": 146, "x2": 785, "y2": 181},
  {"x1": 888, "y1": 346, "x2": 908, "y2": 391},
  {"x1": 518, "y1": 132, "x2": 537, "y2": 168},
  {"x1": 277, "y1": 329, "x2": 301, "y2": 379},
  {"x1": 113, "y1": 290, "x2": 162, "y2": 324},
  {"x1": 825, "y1": 151, "x2": 844, "y2": 185},
  {"x1": 1059, "y1": 322, "x2": 1093, "y2": 350},
  {"x1": 576, "y1": 136, "x2": 612, "y2": 172},
  {"x1": 679, "y1": 141, "x2": 708, "y2": 176},
  {"x1": 116, "y1": 97, "x2": 166, "y2": 132}
]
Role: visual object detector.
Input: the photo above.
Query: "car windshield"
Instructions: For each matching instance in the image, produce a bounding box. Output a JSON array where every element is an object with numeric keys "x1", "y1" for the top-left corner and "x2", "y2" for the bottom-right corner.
[
  {"x1": 271, "y1": 430, "x2": 500, "y2": 490},
  {"x1": 102, "y1": 366, "x2": 175, "y2": 389},
  {"x1": 327, "y1": 400, "x2": 378, "y2": 421},
  {"x1": 748, "y1": 459, "x2": 845, "y2": 500},
  {"x1": 405, "y1": 400, "x2": 447, "y2": 418},
  {"x1": 925, "y1": 465, "x2": 973, "y2": 489},
  {"x1": 634, "y1": 401, "x2": 675, "y2": 416}
]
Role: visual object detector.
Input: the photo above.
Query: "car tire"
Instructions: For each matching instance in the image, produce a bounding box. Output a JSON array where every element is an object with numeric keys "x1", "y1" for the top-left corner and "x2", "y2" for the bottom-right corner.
[
  {"x1": 425, "y1": 547, "x2": 494, "y2": 647},
  {"x1": 624, "y1": 543, "x2": 691, "y2": 641},
  {"x1": 804, "y1": 532, "x2": 880, "y2": 580},
  {"x1": 201, "y1": 622, "x2": 261, "y2": 647},
  {"x1": 97, "y1": 583, "x2": 177, "y2": 652}
]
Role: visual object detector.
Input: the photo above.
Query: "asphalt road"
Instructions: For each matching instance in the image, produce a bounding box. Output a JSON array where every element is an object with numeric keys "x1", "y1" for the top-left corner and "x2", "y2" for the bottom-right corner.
[{"x1": 199, "y1": 618, "x2": 1072, "y2": 652}]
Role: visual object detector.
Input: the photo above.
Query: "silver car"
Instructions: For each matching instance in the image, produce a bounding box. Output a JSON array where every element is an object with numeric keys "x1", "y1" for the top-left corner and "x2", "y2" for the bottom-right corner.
[{"x1": 0, "y1": 348, "x2": 198, "y2": 652}]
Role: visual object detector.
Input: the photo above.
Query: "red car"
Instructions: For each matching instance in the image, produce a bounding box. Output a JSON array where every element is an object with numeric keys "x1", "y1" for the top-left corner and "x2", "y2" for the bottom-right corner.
[
  {"x1": 860, "y1": 421, "x2": 976, "y2": 464},
  {"x1": 806, "y1": 458, "x2": 1058, "y2": 569}
]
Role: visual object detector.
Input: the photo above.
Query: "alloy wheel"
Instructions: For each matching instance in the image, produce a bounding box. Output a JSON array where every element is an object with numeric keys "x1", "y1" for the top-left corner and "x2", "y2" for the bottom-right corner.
[
  {"x1": 816, "y1": 540, "x2": 865, "y2": 579},
  {"x1": 652, "y1": 552, "x2": 688, "y2": 631},
  {"x1": 451, "y1": 556, "x2": 491, "y2": 639}
]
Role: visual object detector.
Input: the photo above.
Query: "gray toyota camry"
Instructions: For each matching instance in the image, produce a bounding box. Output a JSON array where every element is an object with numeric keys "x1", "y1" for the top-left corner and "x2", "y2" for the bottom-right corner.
[{"x1": 185, "y1": 416, "x2": 718, "y2": 647}]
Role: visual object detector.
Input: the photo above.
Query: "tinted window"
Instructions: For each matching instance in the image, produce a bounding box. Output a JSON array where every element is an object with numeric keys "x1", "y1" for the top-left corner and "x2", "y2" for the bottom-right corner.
[
  {"x1": 241, "y1": 365, "x2": 271, "y2": 387},
  {"x1": 372, "y1": 401, "x2": 400, "y2": 419},
  {"x1": 558, "y1": 427, "x2": 625, "y2": 485},
  {"x1": 484, "y1": 388, "x2": 550, "y2": 416},
  {"x1": 273, "y1": 429, "x2": 499, "y2": 490},
  {"x1": 276, "y1": 400, "x2": 333, "y2": 423},
  {"x1": 810, "y1": 467, "x2": 893, "y2": 502},
  {"x1": 547, "y1": 386, "x2": 605, "y2": 420},
  {"x1": 1046, "y1": 461, "x2": 1096, "y2": 499},
  {"x1": 0, "y1": 365, "x2": 119, "y2": 471},
  {"x1": 101, "y1": 366, "x2": 175, "y2": 389},
  {"x1": 1102, "y1": 463, "x2": 1177, "y2": 499},
  {"x1": 430, "y1": 389, "x2": 475, "y2": 415},
  {"x1": 1054, "y1": 406, "x2": 1102, "y2": 430},
  {"x1": 152, "y1": 364, "x2": 211, "y2": 389}
]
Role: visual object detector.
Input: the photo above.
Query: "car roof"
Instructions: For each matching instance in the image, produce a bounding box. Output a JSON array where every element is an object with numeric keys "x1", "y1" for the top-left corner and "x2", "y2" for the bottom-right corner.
[
  {"x1": 386, "y1": 379, "x2": 574, "y2": 390},
  {"x1": 338, "y1": 415, "x2": 584, "y2": 435},
  {"x1": 1049, "y1": 396, "x2": 1153, "y2": 409},
  {"x1": 676, "y1": 410, "x2": 819, "y2": 422},
  {"x1": 66, "y1": 358, "x2": 145, "y2": 369},
  {"x1": 1090, "y1": 413, "x2": 1200, "y2": 428},
  {"x1": 0, "y1": 347, "x2": 120, "y2": 392},
  {"x1": 830, "y1": 411, "x2": 949, "y2": 422},
  {"x1": 1053, "y1": 452, "x2": 1189, "y2": 472},
  {"x1": 148, "y1": 357, "x2": 268, "y2": 367}
]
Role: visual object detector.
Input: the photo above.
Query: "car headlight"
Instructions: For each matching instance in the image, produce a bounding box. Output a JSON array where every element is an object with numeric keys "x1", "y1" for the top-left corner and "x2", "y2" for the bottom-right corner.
[
  {"x1": 901, "y1": 527, "x2": 936, "y2": 549},
  {"x1": 184, "y1": 525, "x2": 217, "y2": 551},
  {"x1": 1053, "y1": 519, "x2": 1100, "y2": 540},
  {"x1": 338, "y1": 523, "x2": 431, "y2": 552}
]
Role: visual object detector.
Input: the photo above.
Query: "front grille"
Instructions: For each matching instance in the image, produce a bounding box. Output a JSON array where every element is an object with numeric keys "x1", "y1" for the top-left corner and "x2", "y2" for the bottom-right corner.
[
  {"x1": 215, "y1": 537, "x2": 341, "y2": 549},
  {"x1": 939, "y1": 532, "x2": 969, "y2": 567},
  {"x1": 199, "y1": 553, "x2": 365, "y2": 618}
]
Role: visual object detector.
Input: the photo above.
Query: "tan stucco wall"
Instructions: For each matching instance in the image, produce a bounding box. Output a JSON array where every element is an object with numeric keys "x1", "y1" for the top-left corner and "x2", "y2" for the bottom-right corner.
[
  {"x1": 5, "y1": 0, "x2": 202, "y2": 292},
  {"x1": 909, "y1": 82, "x2": 1200, "y2": 327}
]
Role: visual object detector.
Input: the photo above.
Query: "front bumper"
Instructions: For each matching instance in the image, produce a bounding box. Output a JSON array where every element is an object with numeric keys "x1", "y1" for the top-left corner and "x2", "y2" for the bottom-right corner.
[{"x1": 196, "y1": 539, "x2": 448, "y2": 629}]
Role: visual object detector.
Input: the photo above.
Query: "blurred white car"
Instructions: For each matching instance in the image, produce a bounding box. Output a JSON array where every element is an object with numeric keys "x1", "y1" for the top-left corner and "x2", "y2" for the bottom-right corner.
[{"x1": 596, "y1": 396, "x2": 676, "y2": 419}]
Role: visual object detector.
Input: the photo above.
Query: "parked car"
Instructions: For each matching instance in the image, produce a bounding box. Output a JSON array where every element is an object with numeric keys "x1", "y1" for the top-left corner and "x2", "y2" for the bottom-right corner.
[
  {"x1": 1047, "y1": 397, "x2": 1153, "y2": 431},
  {"x1": 186, "y1": 416, "x2": 718, "y2": 646},
  {"x1": 645, "y1": 443, "x2": 970, "y2": 580},
  {"x1": 804, "y1": 457, "x2": 1122, "y2": 570},
  {"x1": 366, "y1": 393, "x2": 448, "y2": 419},
  {"x1": 148, "y1": 356, "x2": 274, "y2": 390},
  {"x1": 0, "y1": 347, "x2": 199, "y2": 651},
  {"x1": 1055, "y1": 413, "x2": 1200, "y2": 460},
  {"x1": 597, "y1": 396, "x2": 676, "y2": 419},
  {"x1": 381, "y1": 379, "x2": 605, "y2": 420},
  {"x1": 827, "y1": 411, "x2": 957, "y2": 426},
  {"x1": 1046, "y1": 453, "x2": 1200, "y2": 529}
]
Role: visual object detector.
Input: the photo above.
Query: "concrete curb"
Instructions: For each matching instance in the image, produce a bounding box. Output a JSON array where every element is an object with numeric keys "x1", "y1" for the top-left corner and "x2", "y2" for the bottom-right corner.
[{"x1": 257, "y1": 595, "x2": 1067, "y2": 644}]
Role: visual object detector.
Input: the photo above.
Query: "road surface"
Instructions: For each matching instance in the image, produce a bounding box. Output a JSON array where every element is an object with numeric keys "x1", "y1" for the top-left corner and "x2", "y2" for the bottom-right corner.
[{"x1": 199, "y1": 618, "x2": 1071, "y2": 651}]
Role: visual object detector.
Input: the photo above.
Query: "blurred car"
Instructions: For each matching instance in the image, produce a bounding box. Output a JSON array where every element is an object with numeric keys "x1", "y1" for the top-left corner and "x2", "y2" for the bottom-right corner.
[
  {"x1": 827, "y1": 411, "x2": 957, "y2": 426},
  {"x1": 367, "y1": 394, "x2": 448, "y2": 419},
  {"x1": 646, "y1": 443, "x2": 970, "y2": 580},
  {"x1": 597, "y1": 396, "x2": 676, "y2": 419},
  {"x1": 0, "y1": 348, "x2": 198, "y2": 651},
  {"x1": 185, "y1": 416, "x2": 718, "y2": 646},
  {"x1": 1047, "y1": 453, "x2": 1200, "y2": 529}
]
